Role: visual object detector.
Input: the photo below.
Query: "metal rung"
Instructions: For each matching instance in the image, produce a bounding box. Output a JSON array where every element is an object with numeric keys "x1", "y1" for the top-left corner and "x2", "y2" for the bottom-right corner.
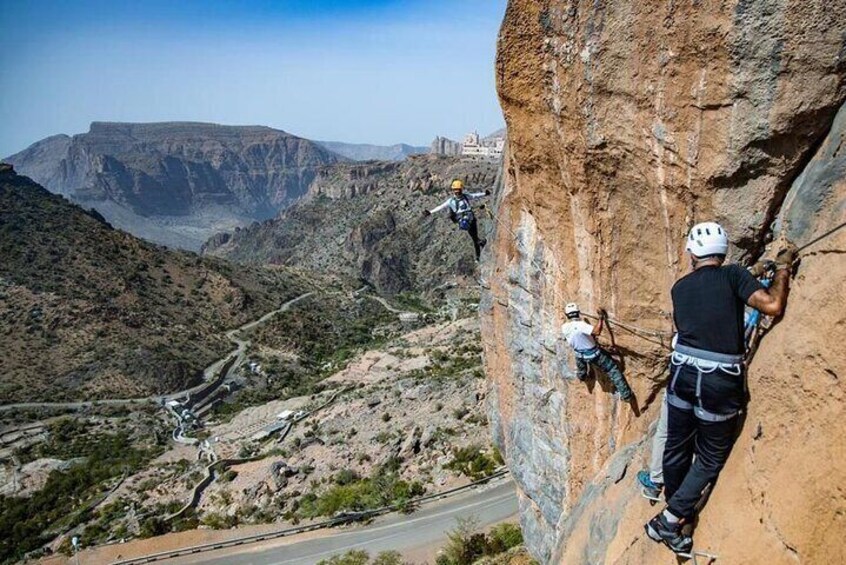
[
  {"x1": 640, "y1": 488, "x2": 662, "y2": 502},
  {"x1": 678, "y1": 550, "x2": 718, "y2": 564}
]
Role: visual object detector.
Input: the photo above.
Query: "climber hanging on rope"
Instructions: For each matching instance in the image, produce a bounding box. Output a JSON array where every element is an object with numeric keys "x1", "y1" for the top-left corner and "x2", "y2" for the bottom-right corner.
[
  {"x1": 422, "y1": 179, "x2": 491, "y2": 261},
  {"x1": 560, "y1": 303, "x2": 634, "y2": 401},
  {"x1": 645, "y1": 221, "x2": 796, "y2": 555}
]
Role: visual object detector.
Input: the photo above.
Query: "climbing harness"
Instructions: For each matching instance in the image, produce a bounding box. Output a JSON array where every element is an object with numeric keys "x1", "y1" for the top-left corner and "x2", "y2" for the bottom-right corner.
[
  {"x1": 670, "y1": 345, "x2": 744, "y2": 376},
  {"x1": 667, "y1": 344, "x2": 744, "y2": 423},
  {"x1": 574, "y1": 346, "x2": 601, "y2": 361},
  {"x1": 451, "y1": 194, "x2": 477, "y2": 231},
  {"x1": 458, "y1": 212, "x2": 474, "y2": 231}
]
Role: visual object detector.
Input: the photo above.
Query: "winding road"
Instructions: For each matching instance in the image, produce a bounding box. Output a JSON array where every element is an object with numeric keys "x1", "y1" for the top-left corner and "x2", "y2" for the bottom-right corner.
[
  {"x1": 161, "y1": 479, "x2": 518, "y2": 565},
  {"x1": 364, "y1": 294, "x2": 407, "y2": 315},
  {"x1": 0, "y1": 293, "x2": 314, "y2": 413},
  {"x1": 171, "y1": 292, "x2": 315, "y2": 444}
]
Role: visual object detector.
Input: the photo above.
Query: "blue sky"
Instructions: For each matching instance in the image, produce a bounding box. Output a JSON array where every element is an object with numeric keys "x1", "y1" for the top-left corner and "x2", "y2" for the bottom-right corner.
[{"x1": 0, "y1": 0, "x2": 507, "y2": 156}]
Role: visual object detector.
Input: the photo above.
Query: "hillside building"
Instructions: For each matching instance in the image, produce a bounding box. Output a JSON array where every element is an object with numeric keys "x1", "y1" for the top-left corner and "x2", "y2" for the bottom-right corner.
[{"x1": 461, "y1": 131, "x2": 505, "y2": 159}]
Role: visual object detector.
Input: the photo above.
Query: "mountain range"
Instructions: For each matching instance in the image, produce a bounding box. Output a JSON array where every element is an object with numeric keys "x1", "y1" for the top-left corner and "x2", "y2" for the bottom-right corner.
[
  {"x1": 5, "y1": 122, "x2": 342, "y2": 250},
  {"x1": 5, "y1": 123, "x2": 452, "y2": 251},
  {"x1": 315, "y1": 140, "x2": 428, "y2": 161}
]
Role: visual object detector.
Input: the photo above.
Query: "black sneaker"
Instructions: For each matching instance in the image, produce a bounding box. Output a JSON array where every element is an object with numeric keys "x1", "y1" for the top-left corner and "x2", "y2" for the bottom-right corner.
[{"x1": 645, "y1": 512, "x2": 693, "y2": 554}]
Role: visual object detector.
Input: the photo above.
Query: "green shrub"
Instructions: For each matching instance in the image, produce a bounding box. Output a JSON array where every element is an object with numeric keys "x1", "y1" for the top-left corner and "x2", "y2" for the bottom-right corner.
[
  {"x1": 317, "y1": 550, "x2": 370, "y2": 565},
  {"x1": 317, "y1": 549, "x2": 409, "y2": 565},
  {"x1": 436, "y1": 519, "x2": 524, "y2": 565},
  {"x1": 445, "y1": 444, "x2": 500, "y2": 480},
  {"x1": 334, "y1": 469, "x2": 361, "y2": 486},
  {"x1": 488, "y1": 522, "x2": 523, "y2": 552},
  {"x1": 200, "y1": 512, "x2": 238, "y2": 530},
  {"x1": 139, "y1": 516, "x2": 169, "y2": 538},
  {"x1": 297, "y1": 463, "x2": 425, "y2": 519},
  {"x1": 0, "y1": 429, "x2": 160, "y2": 562},
  {"x1": 452, "y1": 406, "x2": 469, "y2": 420},
  {"x1": 372, "y1": 550, "x2": 406, "y2": 565}
]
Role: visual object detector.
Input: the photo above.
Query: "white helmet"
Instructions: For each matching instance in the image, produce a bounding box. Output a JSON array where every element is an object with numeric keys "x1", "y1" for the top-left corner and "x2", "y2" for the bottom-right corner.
[
  {"x1": 565, "y1": 303, "x2": 580, "y2": 319},
  {"x1": 686, "y1": 221, "x2": 729, "y2": 257}
]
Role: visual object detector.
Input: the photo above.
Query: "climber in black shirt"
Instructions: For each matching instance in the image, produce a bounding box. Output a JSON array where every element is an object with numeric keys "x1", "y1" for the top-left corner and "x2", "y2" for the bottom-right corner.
[{"x1": 646, "y1": 221, "x2": 795, "y2": 554}]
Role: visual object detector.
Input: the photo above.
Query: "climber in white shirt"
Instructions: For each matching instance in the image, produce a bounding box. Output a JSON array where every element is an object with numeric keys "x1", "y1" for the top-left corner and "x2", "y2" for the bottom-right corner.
[{"x1": 561, "y1": 303, "x2": 632, "y2": 400}]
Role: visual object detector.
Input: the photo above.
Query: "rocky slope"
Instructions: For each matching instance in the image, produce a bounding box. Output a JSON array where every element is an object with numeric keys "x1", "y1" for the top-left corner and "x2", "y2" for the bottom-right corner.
[
  {"x1": 482, "y1": 1, "x2": 846, "y2": 563},
  {"x1": 5, "y1": 122, "x2": 342, "y2": 250},
  {"x1": 4, "y1": 296, "x2": 494, "y2": 558},
  {"x1": 0, "y1": 165, "x2": 309, "y2": 403},
  {"x1": 203, "y1": 154, "x2": 500, "y2": 294},
  {"x1": 193, "y1": 315, "x2": 492, "y2": 525},
  {"x1": 317, "y1": 141, "x2": 428, "y2": 161}
]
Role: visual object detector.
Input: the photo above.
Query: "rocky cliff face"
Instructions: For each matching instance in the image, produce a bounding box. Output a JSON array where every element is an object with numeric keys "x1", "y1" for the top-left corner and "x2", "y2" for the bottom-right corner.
[
  {"x1": 483, "y1": 1, "x2": 846, "y2": 563},
  {"x1": 203, "y1": 155, "x2": 500, "y2": 294},
  {"x1": 6, "y1": 122, "x2": 341, "y2": 249},
  {"x1": 431, "y1": 136, "x2": 463, "y2": 156}
]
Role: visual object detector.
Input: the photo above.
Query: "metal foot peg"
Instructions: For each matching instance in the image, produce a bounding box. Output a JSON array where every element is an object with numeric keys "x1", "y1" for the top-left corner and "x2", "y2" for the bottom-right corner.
[
  {"x1": 640, "y1": 488, "x2": 661, "y2": 505},
  {"x1": 678, "y1": 550, "x2": 719, "y2": 564}
]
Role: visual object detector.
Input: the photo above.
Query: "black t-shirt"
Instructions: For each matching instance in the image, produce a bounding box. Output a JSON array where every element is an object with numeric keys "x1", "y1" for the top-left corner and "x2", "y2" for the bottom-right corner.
[{"x1": 672, "y1": 264, "x2": 763, "y2": 355}]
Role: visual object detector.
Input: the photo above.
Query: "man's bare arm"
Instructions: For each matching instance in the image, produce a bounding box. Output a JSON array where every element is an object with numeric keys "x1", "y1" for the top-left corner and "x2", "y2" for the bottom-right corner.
[
  {"x1": 747, "y1": 269, "x2": 790, "y2": 317},
  {"x1": 592, "y1": 309, "x2": 607, "y2": 336}
]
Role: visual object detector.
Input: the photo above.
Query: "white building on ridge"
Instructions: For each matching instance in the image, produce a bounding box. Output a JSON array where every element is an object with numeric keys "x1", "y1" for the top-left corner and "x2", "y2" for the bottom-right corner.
[{"x1": 461, "y1": 131, "x2": 505, "y2": 159}]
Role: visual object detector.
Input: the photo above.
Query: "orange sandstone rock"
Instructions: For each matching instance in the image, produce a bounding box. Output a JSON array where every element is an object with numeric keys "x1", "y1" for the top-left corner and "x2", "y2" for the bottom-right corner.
[{"x1": 483, "y1": 1, "x2": 846, "y2": 562}]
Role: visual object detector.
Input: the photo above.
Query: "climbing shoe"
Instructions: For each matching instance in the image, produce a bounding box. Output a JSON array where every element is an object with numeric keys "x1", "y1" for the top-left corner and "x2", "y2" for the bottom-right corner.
[
  {"x1": 480, "y1": 238, "x2": 487, "y2": 248},
  {"x1": 637, "y1": 470, "x2": 663, "y2": 500},
  {"x1": 645, "y1": 512, "x2": 693, "y2": 554}
]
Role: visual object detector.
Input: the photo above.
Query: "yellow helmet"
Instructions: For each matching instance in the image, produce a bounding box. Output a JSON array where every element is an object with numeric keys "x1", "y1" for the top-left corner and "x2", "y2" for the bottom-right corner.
[{"x1": 451, "y1": 179, "x2": 464, "y2": 191}]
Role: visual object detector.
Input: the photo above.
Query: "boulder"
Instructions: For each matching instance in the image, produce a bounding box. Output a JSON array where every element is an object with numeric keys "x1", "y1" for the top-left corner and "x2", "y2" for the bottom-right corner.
[
  {"x1": 420, "y1": 425, "x2": 437, "y2": 448},
  {"x1": 398, "y1": 426, "x2": 422, "y2": 459}
]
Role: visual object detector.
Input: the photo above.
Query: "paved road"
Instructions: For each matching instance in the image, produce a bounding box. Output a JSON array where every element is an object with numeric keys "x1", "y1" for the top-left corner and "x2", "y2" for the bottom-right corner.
[
  {"x1": 167, "y1": 479, "x2": 518, "y2": 565},
  {"x1": 172, "y1": 292, "x2": 314, "y2": 443}
]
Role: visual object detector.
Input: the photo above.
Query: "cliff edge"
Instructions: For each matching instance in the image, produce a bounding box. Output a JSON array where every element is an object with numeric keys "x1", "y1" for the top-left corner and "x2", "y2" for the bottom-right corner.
[{"x1": 482, "y1": 1, "x2": 846, "y2": 563}]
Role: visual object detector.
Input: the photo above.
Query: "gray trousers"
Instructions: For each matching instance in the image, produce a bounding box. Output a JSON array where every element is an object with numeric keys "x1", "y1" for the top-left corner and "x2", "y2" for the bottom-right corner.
[{"x1": 649, "y1": 393, "x2": 668, "y2": 484}]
